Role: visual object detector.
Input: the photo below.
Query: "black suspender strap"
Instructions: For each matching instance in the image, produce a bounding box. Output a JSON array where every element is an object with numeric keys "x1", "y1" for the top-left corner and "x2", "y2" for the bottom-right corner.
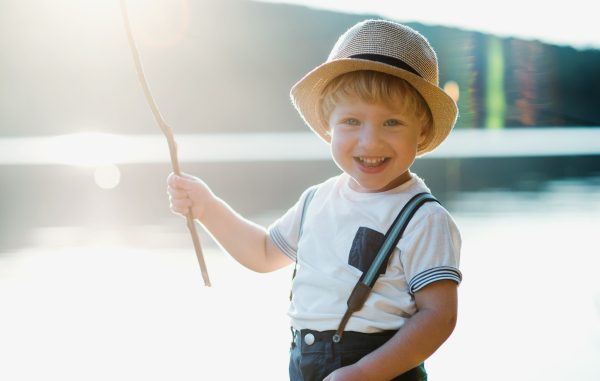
[
  {"x1": 299, "y1": 187, "x2": 318, "y2": 241},
  {"x1": 333, "y1": 192, "x2": 439, "y2": 342},
  {"x1": 289, "y1": 186, "x2": 318, "y2": 301}
]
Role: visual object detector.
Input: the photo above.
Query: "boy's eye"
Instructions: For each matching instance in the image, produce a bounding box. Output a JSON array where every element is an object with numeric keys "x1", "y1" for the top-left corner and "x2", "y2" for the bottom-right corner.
[
  {"x1": 346, "y1": 119, "x2": 359, "y2": 125},
  {"x1": 384, "y1": 119, "x2": 400, "y2": 126}
]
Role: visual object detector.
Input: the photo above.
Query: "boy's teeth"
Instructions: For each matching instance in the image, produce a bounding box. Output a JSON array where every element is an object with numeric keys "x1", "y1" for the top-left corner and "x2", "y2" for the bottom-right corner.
[
  {"x1": 359, "y1": 157, "x2": 385, "y2": 163},
  {"x1": 358, "y1": 157, "x2": 387, "y2": 166}
]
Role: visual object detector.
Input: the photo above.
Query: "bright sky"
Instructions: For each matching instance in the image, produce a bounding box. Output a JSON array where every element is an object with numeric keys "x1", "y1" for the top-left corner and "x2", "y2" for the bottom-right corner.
[{"x1": 255, "y1": 0, "x2": 600, "y2": 49}]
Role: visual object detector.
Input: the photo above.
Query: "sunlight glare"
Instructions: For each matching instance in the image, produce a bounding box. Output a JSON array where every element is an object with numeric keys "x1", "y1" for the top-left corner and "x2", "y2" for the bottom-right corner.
[
  {"x1": 131, "y1": 0, "x2": 190, "y2": 48},
  {"x1": 49, "y1": 133, "x2": 129, "y2": 167}
]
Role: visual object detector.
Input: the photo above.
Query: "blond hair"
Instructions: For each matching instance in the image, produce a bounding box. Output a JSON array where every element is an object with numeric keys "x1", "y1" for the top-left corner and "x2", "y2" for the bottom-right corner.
[{"x1": 319, "y1": 70, "x2": 433, "y2": 130}]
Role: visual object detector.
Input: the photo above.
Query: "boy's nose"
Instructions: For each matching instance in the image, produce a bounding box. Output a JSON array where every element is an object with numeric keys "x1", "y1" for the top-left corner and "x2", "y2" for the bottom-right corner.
[{"x1": 358, "y1": 124, "x2": 383, "y2": 149}]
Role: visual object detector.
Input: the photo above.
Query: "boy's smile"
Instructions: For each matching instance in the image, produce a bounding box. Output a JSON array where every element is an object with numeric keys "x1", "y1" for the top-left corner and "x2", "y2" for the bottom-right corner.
[{"x1": 329, "y1": 97, "x2": 429, "y2": 193}]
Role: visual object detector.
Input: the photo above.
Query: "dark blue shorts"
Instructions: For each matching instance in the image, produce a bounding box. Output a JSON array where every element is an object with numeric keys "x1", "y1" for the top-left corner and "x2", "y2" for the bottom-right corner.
[{"x1": 289, "y1": 328, "x2": 427, "y2": 381}]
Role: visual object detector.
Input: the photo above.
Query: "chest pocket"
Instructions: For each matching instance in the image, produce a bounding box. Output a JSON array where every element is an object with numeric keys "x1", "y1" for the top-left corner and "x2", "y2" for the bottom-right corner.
[{"x1": 348, "y1": 227, "x2": 386, "y2": 275}]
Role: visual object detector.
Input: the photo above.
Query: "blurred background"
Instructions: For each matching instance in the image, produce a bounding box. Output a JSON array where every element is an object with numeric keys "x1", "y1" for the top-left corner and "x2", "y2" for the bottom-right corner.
[{"x1": 0, "y1": 0, "x2": 599, "y2": 379}]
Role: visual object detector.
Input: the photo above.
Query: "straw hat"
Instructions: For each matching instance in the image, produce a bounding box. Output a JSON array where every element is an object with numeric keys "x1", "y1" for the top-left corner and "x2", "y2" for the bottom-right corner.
[{"x1": 291, "y1": 20, "x2": 458, "y2": 156}]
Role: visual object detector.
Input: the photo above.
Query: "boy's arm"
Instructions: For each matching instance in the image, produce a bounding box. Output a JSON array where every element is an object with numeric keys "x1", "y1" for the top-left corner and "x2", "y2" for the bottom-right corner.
[
  {"x1": 201, "y1": 193, "x2": 294, "y2": 273},
  {"x1": 324, "y1": 280, "x2": 458, "y2": 381},
  {"x1": 168, "y1": 173, "x2": 293, "y2": 273}
]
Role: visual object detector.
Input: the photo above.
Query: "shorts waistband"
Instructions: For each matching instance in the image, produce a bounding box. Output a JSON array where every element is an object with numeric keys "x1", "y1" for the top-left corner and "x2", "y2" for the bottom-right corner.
[{"x1": 292, "y1": 328, "x2": 398, "y2": 354}]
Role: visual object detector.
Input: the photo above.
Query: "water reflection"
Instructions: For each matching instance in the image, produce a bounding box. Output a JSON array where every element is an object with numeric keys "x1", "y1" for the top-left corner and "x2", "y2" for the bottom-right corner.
[
  {"x1": 0, "y1": 178, "x2": 599, "y2": 380},
  {"x1": 436, "y1": 178, "x2": 600, "y2": 379}
]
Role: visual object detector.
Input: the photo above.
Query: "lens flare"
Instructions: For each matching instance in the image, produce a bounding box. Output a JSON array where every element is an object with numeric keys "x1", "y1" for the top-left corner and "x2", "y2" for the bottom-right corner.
[
  {"x1": 444, "y1": 81, "x2": 460, "y2": 102},
  {"x1": 94, "y1": 164, "x2": 121, "y2": 189},
  {"x1": 485, "y1": 35, "x2": 506, "y2": 129}
]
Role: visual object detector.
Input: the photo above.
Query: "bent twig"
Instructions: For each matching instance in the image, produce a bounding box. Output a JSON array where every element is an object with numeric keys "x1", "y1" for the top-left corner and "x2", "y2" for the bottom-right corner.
[{"x1": 119, "y1": 0, "x2": 211, "y2": 286}]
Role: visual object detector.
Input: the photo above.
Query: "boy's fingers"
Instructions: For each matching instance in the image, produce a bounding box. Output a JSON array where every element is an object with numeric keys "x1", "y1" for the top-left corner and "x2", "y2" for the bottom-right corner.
[
  {"x1": 171, "y1": 206, "x2": 189, "y2": 215},
  {"x1": 167, "y1": 174, "x2": 184, "y2": 189},
  {"x1": 168, "y1": 172, "x2": 201, "y2": 191},
  {"x1": 167, "y1": 173, "x2": 178, "y2": 188},
  {"x1": 172, "y1": 174, "x2": 197, "y2": 190},
  {"x1": 178, "y1": 172, "x2": 194, "y2": 179},
  {"x1": 170, "y1": 197, "x2": 193, "y2": 208},
  {"x1": 167, "y1": 185, "x2": 188, "y2": 199}
]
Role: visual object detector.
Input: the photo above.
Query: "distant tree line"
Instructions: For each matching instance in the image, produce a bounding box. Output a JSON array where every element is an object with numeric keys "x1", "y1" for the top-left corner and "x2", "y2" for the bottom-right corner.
[{"x1": 1, "y1": 0, "x2": 598, "y2": 137}]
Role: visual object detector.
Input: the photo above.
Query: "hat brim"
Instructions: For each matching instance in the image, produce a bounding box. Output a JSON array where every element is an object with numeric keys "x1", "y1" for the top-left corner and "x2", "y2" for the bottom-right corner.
[{"x1": 291, "y1": 58, "x2": 458, "y2": 156}]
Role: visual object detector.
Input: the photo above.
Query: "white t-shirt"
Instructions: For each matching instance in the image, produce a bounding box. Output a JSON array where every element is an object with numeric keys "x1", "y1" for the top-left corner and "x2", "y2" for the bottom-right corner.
[{"x1": 268, "y1": 173, "x2": 462, "y2": 333}]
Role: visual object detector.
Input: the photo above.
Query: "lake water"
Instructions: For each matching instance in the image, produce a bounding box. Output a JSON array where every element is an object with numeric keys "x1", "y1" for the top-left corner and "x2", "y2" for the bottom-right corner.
[{"x1": 1, "y1": 177, "x2": 599, "y2": 380}]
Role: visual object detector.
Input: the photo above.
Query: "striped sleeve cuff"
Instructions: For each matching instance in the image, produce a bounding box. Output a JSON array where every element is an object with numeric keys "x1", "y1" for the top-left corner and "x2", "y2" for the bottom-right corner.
[
  {"x1": 268, "y1": 224, "x2": 297, "y2": 261},
  {"x1": 408, "y1": 266, "x2": 462, "y2": 294}
]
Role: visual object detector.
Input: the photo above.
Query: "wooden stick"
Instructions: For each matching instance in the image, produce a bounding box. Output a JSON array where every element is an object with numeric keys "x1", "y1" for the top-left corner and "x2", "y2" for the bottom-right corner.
[{"x1": 119, "y1": 0, "x2": 211, "y2": 287}]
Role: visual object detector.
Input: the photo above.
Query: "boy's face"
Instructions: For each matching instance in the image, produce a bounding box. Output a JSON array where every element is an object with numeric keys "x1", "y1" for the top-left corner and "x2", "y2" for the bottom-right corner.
[{"x1": 328, "y1": 97, "x2": 429, "y2": 193}]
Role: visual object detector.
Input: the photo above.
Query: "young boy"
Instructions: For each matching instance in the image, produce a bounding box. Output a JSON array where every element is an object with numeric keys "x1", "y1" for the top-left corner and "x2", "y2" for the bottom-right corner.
[{"x1": 167, "y1": 20, "x2": 461, "y2": 381}]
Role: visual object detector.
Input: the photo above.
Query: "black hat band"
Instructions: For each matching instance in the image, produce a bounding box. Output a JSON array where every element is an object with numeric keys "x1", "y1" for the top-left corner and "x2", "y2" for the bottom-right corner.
[{"x1": 349, "y1": 54, "x2": 422, "y2": 78}]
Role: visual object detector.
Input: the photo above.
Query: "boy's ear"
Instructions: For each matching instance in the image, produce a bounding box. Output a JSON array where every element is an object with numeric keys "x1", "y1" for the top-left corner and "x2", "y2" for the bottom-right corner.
[{"x1": 418, "y1": 123, "x2": 430, "y2": 144}]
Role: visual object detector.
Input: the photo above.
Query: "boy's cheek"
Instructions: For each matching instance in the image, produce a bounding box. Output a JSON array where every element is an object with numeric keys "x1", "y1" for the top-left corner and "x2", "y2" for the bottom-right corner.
[{"x1": 328, "y1": 139, "x2": 345, "y2": 163}]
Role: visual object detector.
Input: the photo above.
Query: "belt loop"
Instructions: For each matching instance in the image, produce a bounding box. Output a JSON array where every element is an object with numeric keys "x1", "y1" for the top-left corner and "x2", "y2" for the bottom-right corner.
[
  {"x1": 290, "y1": 327, "x2": 297, "y2": 349},
  {"x1": 324, "y1": 331, "x2": 334, "y2": 363}
]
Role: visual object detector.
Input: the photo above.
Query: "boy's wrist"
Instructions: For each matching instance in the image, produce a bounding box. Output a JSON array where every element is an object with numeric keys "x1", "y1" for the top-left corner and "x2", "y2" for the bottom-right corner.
[
  {"x1": 196, "y1": 192, "x2": 218, "y2": 223},
  {"x1": 353, "y1": 346, "x2": 414, "y2": 381},
  {"x1": 353, "y1": 360, "x2": 382, "y2": 381}
]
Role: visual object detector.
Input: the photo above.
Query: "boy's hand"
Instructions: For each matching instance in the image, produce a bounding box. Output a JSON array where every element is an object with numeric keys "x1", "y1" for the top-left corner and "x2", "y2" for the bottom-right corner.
[
  {"x1": 323, "y1": 364, "x2": 373, "y2": 381},
  {"x1": 167, "y1": 172, "x2": 213, "y2": 221}
]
